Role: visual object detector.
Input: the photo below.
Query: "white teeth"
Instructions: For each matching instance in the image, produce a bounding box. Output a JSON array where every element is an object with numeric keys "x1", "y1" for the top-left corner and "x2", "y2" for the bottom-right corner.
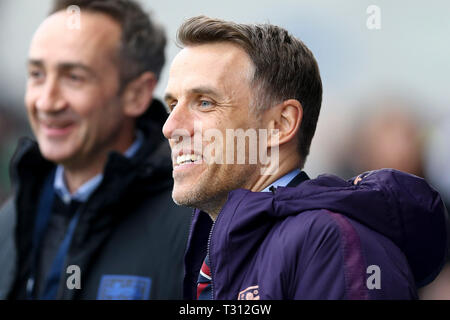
[{"x1": 176, "y1": 154, "x2": 201, "y2": 165}]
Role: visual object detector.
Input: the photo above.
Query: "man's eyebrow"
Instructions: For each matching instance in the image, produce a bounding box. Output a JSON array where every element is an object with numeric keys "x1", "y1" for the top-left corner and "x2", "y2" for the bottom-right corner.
[
  {"x1": 164, "y1": 86, "x2": 224, "y2": 106},
  {"x1": 190, "y1": 86, "x2": 221, "y2": 98},
  {"x1": 58, "y1": 62, "x2": 95, "y2": 74},
  {"x1": 27, "y1": 59, "x2": 96, "y2": 75},
  {"x1": 27, "y1": 59, "x2": 44, "y2": 67},
  {"x1": 164, "y1": 86, "x2": 221, "y2": 101},
  {"x1": 164, "y1": 92, "x2": 175, "y2": 102}
]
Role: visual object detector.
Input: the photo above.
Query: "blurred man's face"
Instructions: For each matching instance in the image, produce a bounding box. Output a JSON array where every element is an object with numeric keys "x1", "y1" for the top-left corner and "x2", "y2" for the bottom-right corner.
[
  {"x1": 25, "y1": 11, "x2": 128, "y2": 169},
  {"x1": 163, "y1": 43, "x2": 262, "y2": 211}
]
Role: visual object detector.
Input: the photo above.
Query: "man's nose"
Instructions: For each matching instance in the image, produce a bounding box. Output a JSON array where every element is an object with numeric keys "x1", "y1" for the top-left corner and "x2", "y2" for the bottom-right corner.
[
  {"x1": 162, "y1": 101, "x2": 195, "y2": 141},
  {"x1": 35, "y1": 76, "x2": 67, "y2": 112}
]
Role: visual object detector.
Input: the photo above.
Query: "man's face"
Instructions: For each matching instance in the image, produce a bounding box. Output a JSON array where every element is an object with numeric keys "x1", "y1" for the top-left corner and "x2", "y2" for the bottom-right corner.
[
  {"x1": 163, "y1": 43, "x2": 262, "y2": 211},
  {"x1": 25, "y1": 11, "x2": 127, "y2": 168}
]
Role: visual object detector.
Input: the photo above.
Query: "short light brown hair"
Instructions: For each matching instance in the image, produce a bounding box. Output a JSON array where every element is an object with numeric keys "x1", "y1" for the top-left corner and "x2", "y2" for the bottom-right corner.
[{"x1": 177, "y1": 16, "x2": 323, "y2": 167}]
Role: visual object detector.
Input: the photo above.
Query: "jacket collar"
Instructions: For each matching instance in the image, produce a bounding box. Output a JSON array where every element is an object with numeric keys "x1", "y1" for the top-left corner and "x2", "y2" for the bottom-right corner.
[{"x1": 184, "y1": 171, "x2": 309, "y2": 299}]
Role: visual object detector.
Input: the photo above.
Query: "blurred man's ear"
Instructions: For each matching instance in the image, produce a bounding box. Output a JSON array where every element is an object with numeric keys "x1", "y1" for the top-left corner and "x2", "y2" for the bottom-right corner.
[
  {"x1": 121, "y1": 72, "x2": 157, "y2": 117},
  {"x1": 264, "y1": 99, "x2": 303, "y2": 148}
]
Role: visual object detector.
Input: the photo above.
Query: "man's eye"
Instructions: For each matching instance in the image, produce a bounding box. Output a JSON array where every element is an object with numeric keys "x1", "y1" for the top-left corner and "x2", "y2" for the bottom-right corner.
[
  {"x1": 169, "y1": 101, "x2": 177, "y2": 110},
  {"x1": 200, "y1": 100, "x2": 212, "y2": 108},
  {"x1": 28, "y1": 70, "x2": 44, "y2": 80},
  {"x1": 67, "y1": 73, "x2": 84, "y2": 82}
]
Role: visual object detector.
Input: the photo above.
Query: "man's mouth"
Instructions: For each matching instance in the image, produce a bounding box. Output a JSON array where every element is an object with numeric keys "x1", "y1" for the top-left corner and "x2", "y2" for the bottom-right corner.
[
  {"x1": 40, "y1": 120, "x2": 76, "y2": 137},
  {"x1": 175, "y1": 153, "x2": 203, "y2": 166}
]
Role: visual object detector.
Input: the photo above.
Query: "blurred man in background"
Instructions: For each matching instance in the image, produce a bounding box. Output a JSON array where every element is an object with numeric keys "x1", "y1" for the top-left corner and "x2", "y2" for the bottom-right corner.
[
  {"x1": 0, "y1": 109, "x2": 30, "y2": 205},
  {"x1": 341, "y1": 100, "x2": 450, "y2": 299},
  {"x1": 421, "y1": 116, "x2": 450, "y2": 299},
  {"x1": 0, "y1": 0, "x2": 190, "y2": 300},
  {"x1": 348, "y1": 104, "x2": 425, "y2": 177}
]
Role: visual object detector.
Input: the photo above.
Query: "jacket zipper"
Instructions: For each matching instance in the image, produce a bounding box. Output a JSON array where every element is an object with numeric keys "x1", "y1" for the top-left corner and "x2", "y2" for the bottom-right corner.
[
  {"x1": 186, "y1": 209, "x2": 196, "y2": 257},
  {"x1": 206, "y1": 203, "x2": 228, "y2": 300},
  {"x1": 206, "y1": 219, "x2": 216, "y2": 300}
]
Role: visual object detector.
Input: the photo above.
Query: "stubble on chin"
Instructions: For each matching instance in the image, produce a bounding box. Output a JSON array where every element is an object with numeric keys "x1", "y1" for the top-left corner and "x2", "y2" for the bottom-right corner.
[
  {"x1": 172, "y1": 179, "x2": 226, "y2": 215},
  {"x1": 171, "y1": 165, "x2": 255, "y2": 219}
]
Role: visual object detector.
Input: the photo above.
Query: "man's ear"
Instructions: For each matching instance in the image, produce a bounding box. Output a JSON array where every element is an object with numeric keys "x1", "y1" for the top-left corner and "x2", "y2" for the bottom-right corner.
[
  {"x1": 265, "y1": 99, "x2": 303, "y2": 148},
  {"x1": 121, "y1": 71, "x2": 157, "y2": 117}
]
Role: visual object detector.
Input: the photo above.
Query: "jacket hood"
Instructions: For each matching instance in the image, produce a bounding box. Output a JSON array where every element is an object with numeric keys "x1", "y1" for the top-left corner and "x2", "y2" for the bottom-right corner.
[
  {"x1": 203, "y1": 169, "x2": 448, "y2": 290},
  {"x1": 274, "y1": 169, "x2": 448, "y2": 286}
]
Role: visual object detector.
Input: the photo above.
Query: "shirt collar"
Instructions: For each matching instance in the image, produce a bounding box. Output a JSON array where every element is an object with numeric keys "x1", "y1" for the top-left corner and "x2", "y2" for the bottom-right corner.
[
  {"x1": 53, "y1": 130, "x2": 144, "y2": 204},
  {"x1": 261, "y1": 169, "x2": 301, "y2": 192},
  {"x1": 124, "y1": 130, "x2": 144, "y2": 158}
]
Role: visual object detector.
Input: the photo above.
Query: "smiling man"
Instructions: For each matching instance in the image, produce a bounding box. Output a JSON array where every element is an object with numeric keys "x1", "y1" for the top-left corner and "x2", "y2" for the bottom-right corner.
[
  {"x1": 164, "y1": 42, "x2": 270, "y2": 216},
  {"x1": 0, "y1": 0, "x2": 190, "y2": 300},
  {"x1": 163, "y1": 16, "x2": 448, "y2": 300}
]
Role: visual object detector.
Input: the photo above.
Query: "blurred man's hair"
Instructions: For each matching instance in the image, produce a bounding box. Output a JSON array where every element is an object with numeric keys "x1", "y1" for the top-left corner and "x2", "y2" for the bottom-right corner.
[
  {"x1": 177, "y1": 16, "x2": 323, "y2": 167},
  {"x1": 51, "y1": 0, "x2": 166, "y2": 90}
]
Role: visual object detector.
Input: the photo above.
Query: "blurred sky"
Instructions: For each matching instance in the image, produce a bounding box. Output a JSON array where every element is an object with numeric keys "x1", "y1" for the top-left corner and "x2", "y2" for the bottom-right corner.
[{"x1": 0, "y1": 0, "x2": 449, "y2": 178}]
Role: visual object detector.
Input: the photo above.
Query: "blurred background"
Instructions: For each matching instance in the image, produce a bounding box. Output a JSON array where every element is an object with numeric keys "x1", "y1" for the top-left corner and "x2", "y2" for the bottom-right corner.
[{"x1": 0, "y1": 0, "x2": 449, "y2": 209}]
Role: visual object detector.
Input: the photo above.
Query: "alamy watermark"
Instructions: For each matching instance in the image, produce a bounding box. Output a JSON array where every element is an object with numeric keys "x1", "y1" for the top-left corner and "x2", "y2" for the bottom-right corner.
[
  {"x1": 366, "y1": 264, "x2": 381, "y2": 289},
  {"x1": 170, "y1": 121, "x2": 280, "y2": 175},
  {"x1": 66, "y1": 265, "x2": 81, "y2": 290},
  {"x1": 366, "y1": 5, "x2": 381, "y2": 30},
  {"x1": 66, "y1": 5, "x2": 81, "y2": 30}
]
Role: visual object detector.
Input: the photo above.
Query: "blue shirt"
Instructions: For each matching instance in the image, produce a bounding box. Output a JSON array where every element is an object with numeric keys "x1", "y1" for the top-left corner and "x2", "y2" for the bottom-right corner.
[
  {"x1": 54, "y1": 131, "x2": 144, "y2": 204},
  {"x1": 261, "y1": 169, "x2": 301, "y2": 192}
]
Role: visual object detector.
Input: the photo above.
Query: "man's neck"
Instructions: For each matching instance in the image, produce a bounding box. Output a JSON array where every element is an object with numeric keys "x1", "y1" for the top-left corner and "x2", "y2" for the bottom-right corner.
[
  {"x1": 205, "y1": 157, "x2": 300, "y2": 221},
  {"x1": 61, "y1": 129, "x2": 137, "y2": 195},
  {"x1": 62, "y1": 160, "x2": 106, "y2": 195},
  {"x1": 249, "y1": 155, "x2": 300, "y2": 193}
]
